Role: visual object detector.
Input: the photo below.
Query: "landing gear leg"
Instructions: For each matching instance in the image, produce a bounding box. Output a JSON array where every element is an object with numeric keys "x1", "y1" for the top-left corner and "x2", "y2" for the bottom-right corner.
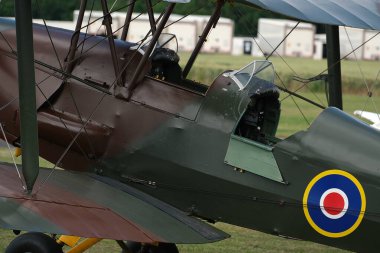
[
  {"x1": 122, "y1": 241, "x2": 179, "y2": 253},
  {"x1": 5, "y1": 232, "x2": 63, "y2": 253}
]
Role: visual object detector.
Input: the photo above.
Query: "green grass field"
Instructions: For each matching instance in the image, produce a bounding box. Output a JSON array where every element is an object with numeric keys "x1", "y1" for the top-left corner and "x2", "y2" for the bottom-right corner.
[
  {"x1": 0, "y1": 223, "x2": 349, "y2": 253},
  {"x1": 180, "y1": 53, "x2": 380, "y2": 95},
  {"x1": 0, "y1": 54, "x2": 379, "y2": 252}
]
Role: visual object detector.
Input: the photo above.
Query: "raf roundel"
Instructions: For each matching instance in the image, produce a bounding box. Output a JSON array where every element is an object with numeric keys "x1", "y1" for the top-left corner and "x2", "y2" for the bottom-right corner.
[{"x1": 303, "y1": 170, "x2": 366, "y2": 238}]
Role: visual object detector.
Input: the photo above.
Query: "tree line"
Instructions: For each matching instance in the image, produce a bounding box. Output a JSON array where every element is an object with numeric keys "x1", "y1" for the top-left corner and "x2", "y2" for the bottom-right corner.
[{"x1": 0, "y1": 0, "x2": 280, "y2": 36}]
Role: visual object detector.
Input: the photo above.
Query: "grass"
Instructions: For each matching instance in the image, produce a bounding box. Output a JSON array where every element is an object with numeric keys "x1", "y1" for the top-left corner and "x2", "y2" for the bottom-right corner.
[
  {"x1": 0, "y1": 224, "x2": 348, "y2": 253},
  {"x1": 179, "y1": 53, "x2": 380, "y2": 94},
  {"x1": 0, "y1": 54, "x2": 379, "y2": 252},
  {"x1": 179, "y1": 52, "x2": 380, "y2": 137},
  {"x1": 277, "y1": 92, "x2": 380, "y2": 137}
]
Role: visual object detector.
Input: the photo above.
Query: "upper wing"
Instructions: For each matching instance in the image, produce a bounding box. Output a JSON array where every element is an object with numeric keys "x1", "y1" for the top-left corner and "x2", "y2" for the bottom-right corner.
[
  {"x1": 0, "y1": 162, "x2": 229, "y2": 243},
  {"x1": 241, "y1": 0, "x2": 380, "y2": 30}
]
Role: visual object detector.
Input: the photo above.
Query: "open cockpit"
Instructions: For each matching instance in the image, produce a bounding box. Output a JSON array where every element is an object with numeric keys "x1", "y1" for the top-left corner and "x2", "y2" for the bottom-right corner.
[{"x1": 225, "y1": 60, "x2": 281, "y2": 146}]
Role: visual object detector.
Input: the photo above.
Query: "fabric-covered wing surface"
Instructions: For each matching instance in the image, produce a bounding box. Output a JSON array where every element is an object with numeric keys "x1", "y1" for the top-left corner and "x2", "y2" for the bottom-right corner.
[
  {"x1": 242, "y1": 0, "x2": 380, "y2": 30},
  {"x1": 0, "y1": 162, "x2": 229, "y2": 243}
]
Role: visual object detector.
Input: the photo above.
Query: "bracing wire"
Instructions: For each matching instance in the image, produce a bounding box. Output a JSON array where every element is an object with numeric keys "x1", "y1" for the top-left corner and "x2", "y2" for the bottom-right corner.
[
  {"x1": 0, "y1": 32, "x2": 15, "y2": 53},
  {"x1": 35, "y1": 1, "x2": 175, "y2": 193},
  {"x1": 265, "y1": 21, "x2": 300, "y2": 60},
  {"x1": 232, "y1": 5, "x2": 314, "y2": 125},
  {"x1": 344, "y1": 27, "x2": 380, "y2": 120},
  {"x1": 0, "y1": 123, "x2": 26, "y2": 191},
  {"x1": 35, "y1": 0, "x2": 64, "y2": 71}
]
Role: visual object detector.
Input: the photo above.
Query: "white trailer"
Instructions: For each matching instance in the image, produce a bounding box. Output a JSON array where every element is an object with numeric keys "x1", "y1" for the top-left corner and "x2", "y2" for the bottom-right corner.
[
  {"x1": 166, "y1": 14, "x2": 197, "y2": 52},
  {"x1": 178, "y1": 15, "x2": 233, "y2": 54},
  {"x1": 258, "y1": 18, "x2": 315, "y2": 58},
  {"x1": 73, "y1": 10, "x2": 123, "y2": 37},
  {"x1": 124, "y1": 14, "x2": 156, "y2": 43},
  {"x1": 33, "y1": 20, "x2": 76, "y2": 31},
  {"x1": 232, "y1": 37, "x2": 263, "y2": 57},
  {"x1": 339, "y1": 26, "x2": 364, "y2": 60},
  {"x1": 72, "y1": 11, "x2": 234, "y2": 53},
  {"x1": 363, "y1": 30, "x2": 380, "y2": 60},
  {"x1": 203, "y1": 17, "x2": 233, "y2": 53}
]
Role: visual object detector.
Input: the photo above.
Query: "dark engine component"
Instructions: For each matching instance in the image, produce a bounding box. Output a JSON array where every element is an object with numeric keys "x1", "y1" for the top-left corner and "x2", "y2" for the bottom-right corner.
[{"x1": 235, "y1": 77, "x2": 281, "y2": 145}]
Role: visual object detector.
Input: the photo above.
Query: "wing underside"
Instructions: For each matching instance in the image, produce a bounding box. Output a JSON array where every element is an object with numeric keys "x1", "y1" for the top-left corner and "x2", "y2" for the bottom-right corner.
[
  {"x1": 0, "y1": 162, "x2": 229, "y2": 243},
  {"x1": 241, "y1": 0, "x2": 380, "y2": 30}
]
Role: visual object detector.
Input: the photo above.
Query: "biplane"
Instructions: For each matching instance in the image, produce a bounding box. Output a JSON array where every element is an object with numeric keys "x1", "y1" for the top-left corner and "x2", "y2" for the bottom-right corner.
[
  {"x1": 354, "y1": 110, "x2": 380, "y2": 130},
  {"x1": 0, "y1": 0, "x2": 380, "y2": 252}
]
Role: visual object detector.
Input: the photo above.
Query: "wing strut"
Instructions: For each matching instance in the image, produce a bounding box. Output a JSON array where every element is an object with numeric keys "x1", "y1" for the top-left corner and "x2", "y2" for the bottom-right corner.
[
  {"x1": 101, "y1": 0, "x2": 123, "y2": 87},
  {"x1": 183, "y1": 0, "x2": 225, "y2": 78},
  {"x1": 121, "y1": 0, "x2": 136, "y2": 41},
  {"x1": 146, "y1": 0, "x2": 157, "y2": 33},
  {"x1": 14, "y1": 0, "x2": 40, "y2": 193},
  {"x1": 326, "y1": 25, "x2": 343, "y2": 110},
  {"x1": 126, "y1": 3, "x2": 176, "y2": 99},
  {"x1": 65, "y1": 0, "x2": 87, "y2": 74}
]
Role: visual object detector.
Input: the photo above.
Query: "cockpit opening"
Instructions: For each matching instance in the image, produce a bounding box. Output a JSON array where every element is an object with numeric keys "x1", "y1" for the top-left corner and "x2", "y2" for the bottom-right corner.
[
  {"x1": 137, "y1": 33, "x2": 209, "y2": 93},
  {"x1": 227, "y1": 60, "x2": 281, "y2": 145},
  {"x1": 235, "y1": 79, "x2": 281, "y2": 145}
]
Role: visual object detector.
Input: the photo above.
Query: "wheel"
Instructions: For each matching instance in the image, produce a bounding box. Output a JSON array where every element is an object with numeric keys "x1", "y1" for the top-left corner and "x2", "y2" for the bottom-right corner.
[
  {"x1": 122, "y1": 241, "x2": 179, "y2": 253},
  {"x1": 5, "y1": 232, "x2": 63, "y2": 253}
]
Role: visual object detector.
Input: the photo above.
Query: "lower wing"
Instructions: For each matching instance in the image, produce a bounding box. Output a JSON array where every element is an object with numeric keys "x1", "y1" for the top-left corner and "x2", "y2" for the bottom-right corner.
[{"x1": 0, "y1": 162, "x2": 229, "y2": 244}]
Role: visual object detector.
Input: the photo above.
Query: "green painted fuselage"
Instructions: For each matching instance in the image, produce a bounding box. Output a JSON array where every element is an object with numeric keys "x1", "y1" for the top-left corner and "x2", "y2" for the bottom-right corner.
[{"x1": 1, "y1": 19, "x2": 380, "y2": 252}]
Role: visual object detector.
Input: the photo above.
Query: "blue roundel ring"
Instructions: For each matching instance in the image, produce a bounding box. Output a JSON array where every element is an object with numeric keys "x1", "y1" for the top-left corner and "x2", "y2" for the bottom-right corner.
[{"x1": 303, "y1": 170, "x2": 366, "y2": 238}]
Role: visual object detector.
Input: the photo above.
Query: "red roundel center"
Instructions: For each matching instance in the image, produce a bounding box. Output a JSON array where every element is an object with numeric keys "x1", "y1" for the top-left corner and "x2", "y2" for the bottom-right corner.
[{"x1": 323, "y1": 192, "x2": 345, "y2": 215}]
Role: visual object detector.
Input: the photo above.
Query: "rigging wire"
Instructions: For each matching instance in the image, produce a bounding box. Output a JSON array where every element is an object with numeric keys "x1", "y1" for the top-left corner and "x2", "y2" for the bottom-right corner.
[
  {"x1": 232, "y1": 6, "x2": 314, "y2": 125},
  {"x1": 257, "y1": 27, "x2": 326, "y2": 107},
  {"x1": 283, "y1": 31, "x2": 380, "y2": 108},
  {"x1": 34, "y1": 1, "x2": 169, "y2": 193},
  {"x1": 35, "y1": 0, "x2": 96, "y2": 153},
  {"x1": 66, "y1": 0, "x2": 162, "y2": 66},
  {"x1": 35, "y1": 84, "x2": 94, "y2": 161},
  {"x1": 0, "y1": 98, "x2": 17, "y2": 112},
  {"x1": 261, "y1": 19, "x2": 327, "y2": 107},
  {"x1": 109, "y1": 0, "x2": 120, "y2": 12},
  {"x1": 371, "y1": 71, "x2": 380, "y2": 121},
  {"x1": 34, "y1": 38, "x2": 144, "y2": 194},
  {"x1": 343, "y1": 27, "x2": 371, "y2": 91},
  {"x1": 164, "y1": 3, "x2": 211, "y2": 29},
  {"x1": 35, "y1": 0, "x2": 64, "y2": 71},
  {"x1": 0, "y1": 123, "x2": 26, "y2": 191},
  {"x1": 317, "y1": 31, "x2": 380, "y2": 77},
  {"x1": 240, "y1": 12, "x2": 325, "y2": 106},
  {"x1": 79, "y1": 0, "x2": 96, "y2": 56},
  {"x1": 0, "y1": 32, "x2": 15, "y2": 53},
  {"x1": 34, "y1": 0, "x2": 99, "y2": 156},
  {"x1": 265, "y1": 21, "x2": 300, "y2": 60},
  {"x1": 343, "y1": 27, "x2": 380, "y2": 120}
]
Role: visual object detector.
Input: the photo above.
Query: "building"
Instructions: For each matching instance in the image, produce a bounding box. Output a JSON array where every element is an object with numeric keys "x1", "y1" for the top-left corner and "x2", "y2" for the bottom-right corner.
[
  {"x1": 258, "y1": 18, "x2": 315, "y2": 58},
  {"x1": 339, "y1": 26, "x2": 364, "y2": 60},
  {"x1": 232, "y1": 37, "x2": 263, "y2": 57},
  {"x1": 363, "y1": 30, "x2": 380, "y2": 60},
  {"x1": 313, "y1": 34, "x2": 326, "y2": 60},
  {"x1": 184, "y1": 15, "x2": 233, "y2": 54},
  {"x1": 72, "y1": 11, "x2": 234, "y2": 54},
  {"x1": 32, "y1": 19, "x2": 75, "y2": 31}
]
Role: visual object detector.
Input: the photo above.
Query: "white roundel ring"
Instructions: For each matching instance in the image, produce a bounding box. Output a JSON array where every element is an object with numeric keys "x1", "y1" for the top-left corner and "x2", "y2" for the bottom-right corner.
[{"x1": 303, "y1": 170, "x2": 366, "y2": 238}]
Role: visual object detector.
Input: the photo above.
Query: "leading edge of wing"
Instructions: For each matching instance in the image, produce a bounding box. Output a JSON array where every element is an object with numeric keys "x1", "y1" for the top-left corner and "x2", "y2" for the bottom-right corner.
[
  {"x1": 0, "y1": 162, "x2": 229, "y2": 243},
  {"x1": 241, "y1": 0, "x2": 380, "y2": 31}
]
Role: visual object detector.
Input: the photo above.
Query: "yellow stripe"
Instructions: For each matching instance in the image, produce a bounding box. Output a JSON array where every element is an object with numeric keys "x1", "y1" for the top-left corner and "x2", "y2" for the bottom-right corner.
[
  {"x1": 303, "y1": 169, "x2": 366, "y2": 238},
  {"x1": 14, "y1": 147, "x2": 22, "y2": 157},
  {"x1": 57, "y1": 235, "x2": 81, "y2": 247},
  {"x1": 66, "y1": 238, "x2": 102, "y2": 253}
]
